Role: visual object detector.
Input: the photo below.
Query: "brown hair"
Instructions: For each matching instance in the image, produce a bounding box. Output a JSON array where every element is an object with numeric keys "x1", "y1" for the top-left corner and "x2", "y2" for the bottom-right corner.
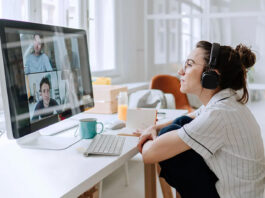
[
  {"x1": 39, "y1": 77, "x2": 51, "y2": 92},
  {"x1": 196, "y1": 41, "x2": 256, "y2": 104}
]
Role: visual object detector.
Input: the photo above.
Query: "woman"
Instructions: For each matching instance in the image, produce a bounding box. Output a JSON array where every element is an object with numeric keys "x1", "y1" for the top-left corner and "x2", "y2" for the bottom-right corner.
[{"x1": 137, "y1": 41, "x2": 265, "y2": 198}]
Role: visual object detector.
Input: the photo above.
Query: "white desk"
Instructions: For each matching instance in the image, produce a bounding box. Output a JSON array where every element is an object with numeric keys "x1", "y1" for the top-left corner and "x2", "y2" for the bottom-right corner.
[{"x1": 0, "y1": 109, "x2": 187, "y2": 198}]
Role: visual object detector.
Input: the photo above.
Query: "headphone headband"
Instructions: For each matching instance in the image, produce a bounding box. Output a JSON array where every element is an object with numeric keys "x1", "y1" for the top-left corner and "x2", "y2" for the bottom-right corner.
[{"x1": 208, "y1": 43, "x2": 220, "y2": 69}]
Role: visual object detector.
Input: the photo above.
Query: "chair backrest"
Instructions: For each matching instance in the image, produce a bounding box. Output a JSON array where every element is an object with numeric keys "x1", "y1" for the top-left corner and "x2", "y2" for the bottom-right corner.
[{"x1": 150, "y1": 74, "x2": 193, "y2": 112}]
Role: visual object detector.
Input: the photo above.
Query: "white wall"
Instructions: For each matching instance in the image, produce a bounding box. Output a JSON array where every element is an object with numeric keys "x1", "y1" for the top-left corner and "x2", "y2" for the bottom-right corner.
[
  {"x1": 113, "y1": 0, "x2": 180, "y2": 84},
  {"x1": 113, "y1": 0, "x2": 145, "y2": 84},
  {"x1": 211, "y1": 0, "x2": 265, "y2": 83},
  {"x1": 231, "y1": 17, "x2": 265, "y2": 84}
]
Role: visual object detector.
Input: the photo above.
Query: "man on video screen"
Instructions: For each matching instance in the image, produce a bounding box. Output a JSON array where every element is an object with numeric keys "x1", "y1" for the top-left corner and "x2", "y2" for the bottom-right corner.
[
  {"x1": 32, "y1": 77, "x2": 58, "y2": 121},
  {"x1": 24, "y1": 34, "x2": 53, "y2": 74}
]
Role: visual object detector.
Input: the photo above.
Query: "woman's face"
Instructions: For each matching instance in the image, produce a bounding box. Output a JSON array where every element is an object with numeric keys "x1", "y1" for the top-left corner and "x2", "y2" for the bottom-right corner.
[{"x1": 178, "y1": 48, "x2": 206, "y2": 95}]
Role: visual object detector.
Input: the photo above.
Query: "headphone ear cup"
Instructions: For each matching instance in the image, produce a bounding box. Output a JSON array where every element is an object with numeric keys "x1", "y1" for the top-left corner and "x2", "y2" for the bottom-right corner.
[{"x1": 201, "y1": 70, "x2": 219, "y2": 89}]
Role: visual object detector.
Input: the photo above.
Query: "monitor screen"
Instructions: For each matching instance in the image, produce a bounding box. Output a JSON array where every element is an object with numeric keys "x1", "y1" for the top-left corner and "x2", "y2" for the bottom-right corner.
[{"x1": 0, "y1": 19, "x2": 94, "y2": 139}]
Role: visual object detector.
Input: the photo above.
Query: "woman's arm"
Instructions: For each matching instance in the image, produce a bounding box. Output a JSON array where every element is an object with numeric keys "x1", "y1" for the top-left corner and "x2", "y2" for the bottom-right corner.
[
  {"x1": 134, "y1": 113, "x2": 195, "y2": 137},
  {"x1": 187, "y1": 112, "x2": 196, "y2": 119},
  {"x1": 140, "y1": 130, "x2": 190, "y2": 164},
  {"x1": 155, "y1": 120, "x2": 173, "y2": 134},
  {"x1": 155, "y1": 112, "x2": 196, "y2": 134}
]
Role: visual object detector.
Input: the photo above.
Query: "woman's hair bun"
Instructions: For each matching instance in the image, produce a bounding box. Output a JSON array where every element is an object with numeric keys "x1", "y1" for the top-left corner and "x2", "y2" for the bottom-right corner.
[{"x1": 235, "y1": 44, "x2": 256, "y2": 69}]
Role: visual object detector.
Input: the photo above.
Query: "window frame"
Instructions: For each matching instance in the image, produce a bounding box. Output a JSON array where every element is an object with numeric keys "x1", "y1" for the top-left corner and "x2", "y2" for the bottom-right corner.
[
  {"x1": 145, "y1": 0, "x2": 265, "y2": 80},
  {"x1": 88, "y1": 0, "x2": 119, "y2": 77},
  {"x1": 26, "y1": 0, "x2": 120, "y2": 76}
]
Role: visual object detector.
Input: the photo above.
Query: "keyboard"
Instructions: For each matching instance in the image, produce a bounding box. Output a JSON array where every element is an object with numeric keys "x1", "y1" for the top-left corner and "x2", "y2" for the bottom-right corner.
[{"x1": 84, "y1": 134, "x2": 125, "y2": 156}]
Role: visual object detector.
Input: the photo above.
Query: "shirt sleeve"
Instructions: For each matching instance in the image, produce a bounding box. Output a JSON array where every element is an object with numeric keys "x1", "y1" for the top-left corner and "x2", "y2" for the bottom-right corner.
[{"x1": 178, "y1": 108, "x2": 225, "y2": 159}]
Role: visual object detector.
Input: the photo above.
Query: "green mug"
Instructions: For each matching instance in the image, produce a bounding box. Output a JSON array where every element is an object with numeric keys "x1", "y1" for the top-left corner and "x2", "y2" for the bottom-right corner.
[{"x1": 79, "y1": 118, "x2": 104, "y2": 139}]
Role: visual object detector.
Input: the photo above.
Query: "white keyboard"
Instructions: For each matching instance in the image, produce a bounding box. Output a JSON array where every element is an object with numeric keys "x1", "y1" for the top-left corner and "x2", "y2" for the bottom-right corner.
[{"x1": 84, "y1": 134, "x2": 125, "y2": 156}]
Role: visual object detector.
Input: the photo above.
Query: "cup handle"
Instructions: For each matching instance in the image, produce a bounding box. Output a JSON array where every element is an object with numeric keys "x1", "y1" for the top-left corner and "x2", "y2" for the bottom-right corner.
[{"x1": 96, "y1": 122, "x2": 104, "y2": 134}]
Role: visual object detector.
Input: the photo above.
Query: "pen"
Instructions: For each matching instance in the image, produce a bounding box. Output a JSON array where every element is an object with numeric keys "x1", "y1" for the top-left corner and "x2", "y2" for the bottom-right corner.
[
  {"x1": 117, "y1": 133, "x2": 139, "y2": 137},
  {"x1": 157, "y1": 112, "x2": 166, "y2": 115}
]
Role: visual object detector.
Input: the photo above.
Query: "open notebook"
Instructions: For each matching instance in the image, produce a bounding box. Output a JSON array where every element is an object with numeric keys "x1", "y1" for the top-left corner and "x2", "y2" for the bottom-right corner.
[{"x1": 126, "y1": 108, "x2": 157, "y2": 130}]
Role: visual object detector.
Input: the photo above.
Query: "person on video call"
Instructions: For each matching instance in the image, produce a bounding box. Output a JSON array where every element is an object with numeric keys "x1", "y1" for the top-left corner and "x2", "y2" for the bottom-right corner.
[
  {"x1": 32, "y1": 77, "x2": 58, "y2": 121},
  {"x1": 24, "y1": 34, "x2": 53, "y2": 74},
  {"x1": 135, "y1": 41, "x2": 265, "y2": 198}
]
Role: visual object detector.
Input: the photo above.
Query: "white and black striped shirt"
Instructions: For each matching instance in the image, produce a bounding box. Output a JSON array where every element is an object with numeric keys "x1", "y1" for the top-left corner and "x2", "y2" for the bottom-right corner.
[{"x1": 178, "y1": 88, "x2": 265, "y2": 198}]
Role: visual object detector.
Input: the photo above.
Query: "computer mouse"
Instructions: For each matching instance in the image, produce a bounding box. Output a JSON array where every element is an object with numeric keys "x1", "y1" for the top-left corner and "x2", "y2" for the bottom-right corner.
[{"x1": 109, "y1": 120, "x2": 126, "y2": 130}]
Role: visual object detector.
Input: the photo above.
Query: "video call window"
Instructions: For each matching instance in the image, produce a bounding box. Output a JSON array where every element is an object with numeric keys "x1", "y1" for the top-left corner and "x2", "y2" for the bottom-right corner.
[
  {"x1": 1, "y1": 22, "x2": 93, "y2": 138},
  {"x1": 20, "y1": 31, "x2": 86, "y2": 123}
]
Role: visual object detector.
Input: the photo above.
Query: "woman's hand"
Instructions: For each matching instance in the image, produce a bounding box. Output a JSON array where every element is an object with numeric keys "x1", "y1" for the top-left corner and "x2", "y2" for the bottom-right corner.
[
  {"x1": 137, "y1": 125, "x2": 157, "y2": 153},
  {"x1": 133, "y1": 124, "x2": 158, "y2": 137},
  {"x1": 133, "y1": 129, "x2": 144, "y2": 137}
]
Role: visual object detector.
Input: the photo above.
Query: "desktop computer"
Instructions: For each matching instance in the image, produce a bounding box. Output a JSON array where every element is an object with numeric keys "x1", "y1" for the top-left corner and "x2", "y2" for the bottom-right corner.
[{"x1": 0, "y1": 19, "x2": 94, "y2": 150}]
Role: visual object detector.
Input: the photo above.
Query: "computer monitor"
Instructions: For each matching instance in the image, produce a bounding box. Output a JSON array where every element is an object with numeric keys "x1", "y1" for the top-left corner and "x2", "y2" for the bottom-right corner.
[{"x1": 0, "y1": 19, "x2": 94, "y2": 149}]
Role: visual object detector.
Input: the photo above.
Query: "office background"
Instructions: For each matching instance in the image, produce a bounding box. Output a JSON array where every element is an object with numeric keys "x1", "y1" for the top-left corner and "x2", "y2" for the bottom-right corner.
[
  {"x1": 0, "y1": 0, "x2": 265, "y2": 132},
  {"x1": 0, "y1": 1, "x2": 265, "y2": 197},
  {"x1": 0, "y1": 0, "x2": 264, "y2": 85}
]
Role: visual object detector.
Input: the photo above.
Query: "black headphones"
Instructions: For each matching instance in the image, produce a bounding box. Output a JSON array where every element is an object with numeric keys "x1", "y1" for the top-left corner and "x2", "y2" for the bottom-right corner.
[{"x1": 201, "y1": 43, "x2": 220, "y2": 89}]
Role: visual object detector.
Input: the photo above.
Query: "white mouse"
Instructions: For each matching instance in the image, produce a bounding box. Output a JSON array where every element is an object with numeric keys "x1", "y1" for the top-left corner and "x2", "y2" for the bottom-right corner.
[{"x1": 108, "y1": 120, "x2": 126, "y2": 130}]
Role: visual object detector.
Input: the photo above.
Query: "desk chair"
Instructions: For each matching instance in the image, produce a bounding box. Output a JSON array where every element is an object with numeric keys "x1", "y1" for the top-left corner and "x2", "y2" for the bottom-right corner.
[
  {"x1": 151, "y1": 74, "x2": 192, "y2": 198},
  {"x1": 78, "y1": 182, "x2": 102, "y2": 198},
  {"x1": 150, "y1": 74, "x2": 193, "y2": 113}
]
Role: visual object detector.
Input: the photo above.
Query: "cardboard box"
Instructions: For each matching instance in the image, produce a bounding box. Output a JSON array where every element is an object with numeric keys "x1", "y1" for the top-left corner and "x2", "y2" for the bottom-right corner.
[{"x1": 86, "y1": 85, "x2": 128, "y2": 114}]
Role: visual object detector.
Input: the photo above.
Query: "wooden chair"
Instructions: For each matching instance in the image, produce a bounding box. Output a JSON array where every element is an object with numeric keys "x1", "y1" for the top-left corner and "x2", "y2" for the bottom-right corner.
[
  {"x1": 151, "y1": 74, "x2": 193, "y2": 198},
  {"x1": 150, "y1": 74, "x2": 193, "y2": 112},
  {"x1": 78, "y1": 182, "x2": 102, "y2": 198}
]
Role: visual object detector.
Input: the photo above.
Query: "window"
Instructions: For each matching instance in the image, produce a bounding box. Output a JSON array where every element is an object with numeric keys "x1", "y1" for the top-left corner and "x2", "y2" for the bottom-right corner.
[
  {"x1": 0, "y1": 0, "x2": 116, "y2": 73},
  {"x1": 0, "y1": 0, "x2": 29, "y2": 21},
  {"x1": 42, "y1": 0, "x2": 80, "y2": 28},
  {"x1": 145, "y1": 0, "x2": 265, "y2": 83},
  {"x1": 41, "y1": 0, "x2": 116, "y2": 73},
  {"x1": 148, "y1": 0, "x2": 203, "y2": 65},
  {"x1": 180, "y1": 2, "x2": 202, "y2": 61},
  {"x1": 89, "y1": 0, "x2": 115, "y2": 72}
]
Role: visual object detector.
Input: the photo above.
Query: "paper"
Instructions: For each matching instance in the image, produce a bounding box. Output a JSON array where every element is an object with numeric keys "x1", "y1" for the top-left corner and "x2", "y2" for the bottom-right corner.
[{"x1": 126, "y1": 108, "x2": 157, "y2": 130}]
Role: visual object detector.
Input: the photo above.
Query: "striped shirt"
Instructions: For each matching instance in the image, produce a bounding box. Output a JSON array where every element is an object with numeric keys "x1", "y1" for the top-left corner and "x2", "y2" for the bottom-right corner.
[{"x1": 178, "y1": 88, "x2": 265, "y2": 198}]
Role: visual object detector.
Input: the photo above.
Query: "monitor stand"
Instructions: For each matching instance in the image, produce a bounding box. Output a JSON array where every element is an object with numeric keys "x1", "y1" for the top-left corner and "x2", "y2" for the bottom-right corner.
[{"x1": 16, "y1": 131, "x2": 81, "y2": 150}]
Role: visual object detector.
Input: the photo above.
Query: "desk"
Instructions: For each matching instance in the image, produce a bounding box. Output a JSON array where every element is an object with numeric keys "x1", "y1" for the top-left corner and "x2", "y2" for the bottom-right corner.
[{"x1": 0, "y1": 109, "x2": 187, "y2": 198}]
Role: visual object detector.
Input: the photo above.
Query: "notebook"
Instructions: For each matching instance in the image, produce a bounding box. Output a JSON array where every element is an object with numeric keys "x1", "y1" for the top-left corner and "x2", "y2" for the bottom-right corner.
[{"x1": 126, "y1": 108, "x2": 157, "y2": 130}]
